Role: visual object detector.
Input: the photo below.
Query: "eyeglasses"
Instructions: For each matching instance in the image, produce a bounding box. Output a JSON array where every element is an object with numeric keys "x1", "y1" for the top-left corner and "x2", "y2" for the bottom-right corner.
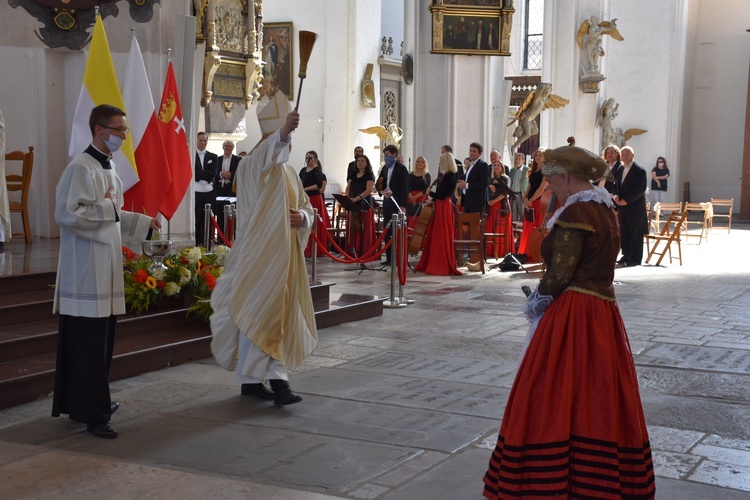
[{"x1": 100, "y1": 125, "x2": 130, "y2": 134}]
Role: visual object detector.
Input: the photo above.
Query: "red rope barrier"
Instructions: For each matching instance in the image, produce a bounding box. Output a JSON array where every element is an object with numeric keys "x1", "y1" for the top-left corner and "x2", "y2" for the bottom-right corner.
[
  {"x1": 312, "y1": 230, "x2": 391, "y2": 264},
  {"x1": 211, "y1": 216, "x2": 233, "y2": 247},
  {"x1": 397, "y1": 223, "x2": 408, "y2": 286}
]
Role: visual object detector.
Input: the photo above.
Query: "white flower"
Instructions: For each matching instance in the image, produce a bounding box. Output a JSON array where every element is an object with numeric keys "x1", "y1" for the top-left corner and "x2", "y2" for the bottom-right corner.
[
  {"x1": 187, "y1": 247, "x2": 202, "y2": 263},
  {"x1": 178, "y1": 267, "x2": 191, "y2": 285},
  {"x1": 164, "y1": 282, "x2": 181, "y2": 296},
  {"x1": 151, "y1": 269, "x2": 166, "y2": 280}
]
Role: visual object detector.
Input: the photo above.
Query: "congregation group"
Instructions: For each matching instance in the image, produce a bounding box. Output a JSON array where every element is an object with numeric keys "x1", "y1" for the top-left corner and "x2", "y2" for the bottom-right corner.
[{"x1": 193, "y1": 132, "x2": 670, "y2": 275}]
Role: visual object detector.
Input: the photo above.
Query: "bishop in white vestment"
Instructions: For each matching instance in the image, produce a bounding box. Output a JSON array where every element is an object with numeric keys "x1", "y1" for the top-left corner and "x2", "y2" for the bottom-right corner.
[
  {"x1": 51, "y1": 105, "x2": 158, "y2": 438},
  {"x1": 211, "y1": 98, "x2": 317, "y2": 405}
]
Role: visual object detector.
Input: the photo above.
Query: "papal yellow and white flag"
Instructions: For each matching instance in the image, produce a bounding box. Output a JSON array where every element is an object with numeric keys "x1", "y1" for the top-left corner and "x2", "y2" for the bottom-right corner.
[{"x1": 68, "y1": 14, "x2": 139, "y2": 190}]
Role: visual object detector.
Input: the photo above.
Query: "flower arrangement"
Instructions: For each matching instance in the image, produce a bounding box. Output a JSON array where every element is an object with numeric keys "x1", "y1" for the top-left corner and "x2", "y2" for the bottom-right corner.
[{"x1": 122, "y1": 245, "x2": 229, "y2": 321}]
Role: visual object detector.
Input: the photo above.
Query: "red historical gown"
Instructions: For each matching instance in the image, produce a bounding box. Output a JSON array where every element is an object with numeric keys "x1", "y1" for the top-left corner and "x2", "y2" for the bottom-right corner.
[
  {"x1": 415, "y1": 172, "x2": 462, "y2": 276},
  {"x1": 483, "y1": 191, "x2": 655, "y2": 499}
]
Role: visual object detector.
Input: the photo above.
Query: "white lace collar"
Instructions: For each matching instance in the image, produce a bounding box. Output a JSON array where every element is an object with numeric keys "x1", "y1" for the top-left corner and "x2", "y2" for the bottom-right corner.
[{"x1": 546, "y1": 186, "x2": 614, "y2": 230}]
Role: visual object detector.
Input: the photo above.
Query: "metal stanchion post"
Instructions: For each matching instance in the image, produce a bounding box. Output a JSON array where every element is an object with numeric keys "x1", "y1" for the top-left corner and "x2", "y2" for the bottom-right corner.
[
  {"x1": 384, "y1": 213, "x2": 407, "y2": 308},
  {"x1": 230, "y1": 203, "x2": 236, "y2": 241},
  {"x1": 203, "y1": 203, "x2": 212, "y2": 250},
  {"x1": 311, "y1": 208, "x2": 318, "y2": 283},
  {"x1": 223, "y1": 204, "x2": 232, "y2": 245},
  {"x1": 398, "y1": 212, "x2": 414, "y2": 305}
]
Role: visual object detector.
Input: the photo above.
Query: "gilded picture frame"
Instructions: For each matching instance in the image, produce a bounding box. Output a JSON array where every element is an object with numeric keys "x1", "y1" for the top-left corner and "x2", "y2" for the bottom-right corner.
[
  {"x1": 429, "y1": 2, "x2": 514, "y2": 56},
  {"x1": 259, "y1": 22, "x2": 294, "y2": 101}
]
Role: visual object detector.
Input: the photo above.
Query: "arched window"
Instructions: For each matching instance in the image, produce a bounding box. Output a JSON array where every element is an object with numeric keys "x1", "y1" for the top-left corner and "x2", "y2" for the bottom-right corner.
[{"x1": 524, "y1": 0, "x2": 544, "y2": 70}]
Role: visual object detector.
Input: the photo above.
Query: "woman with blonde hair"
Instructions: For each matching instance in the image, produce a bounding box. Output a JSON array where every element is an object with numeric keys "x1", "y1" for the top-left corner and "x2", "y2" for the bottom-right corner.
[
  {"x1": 406, "y1": 156, "x2": 432, "y2": 228},
  {"x1": 299, "y1": 150, "x2": 332, "y2": 257},
  {"x1": 485, "y1": 160, "x2": 514, "y2": 258},
  {"x1": 415, "y1": 152, "x2": 461, "y2": 276},
  {"x1": 516, "y1": 148, "x2": 548, "y2": 260}
]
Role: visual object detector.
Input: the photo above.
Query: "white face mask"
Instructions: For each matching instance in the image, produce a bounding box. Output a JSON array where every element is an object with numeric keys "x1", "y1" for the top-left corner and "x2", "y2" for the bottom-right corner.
[{"x1": 103, "y1": 132, "x2": 124, "y2": 153}]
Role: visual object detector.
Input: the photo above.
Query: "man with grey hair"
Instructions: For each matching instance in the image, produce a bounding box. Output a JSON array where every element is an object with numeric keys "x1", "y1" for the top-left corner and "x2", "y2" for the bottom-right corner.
[
  {"x1": 614, "y1": 146, "x2": 647, "y2": 266},
  {"x1": 508, "y1": 152, "x2": 529, "y2": 222},
  {"x1": 215, "y1": 139, "x2": 241, "y2": 238}
]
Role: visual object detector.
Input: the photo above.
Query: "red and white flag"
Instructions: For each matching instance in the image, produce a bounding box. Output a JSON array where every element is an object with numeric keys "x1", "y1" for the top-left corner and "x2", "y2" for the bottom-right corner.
[
  {"x1": 122, "y1": 36, "x2": 170, "y2": 217},
  {"x1": 157, "y1": 61, "x2": 192, "y2": 221}
]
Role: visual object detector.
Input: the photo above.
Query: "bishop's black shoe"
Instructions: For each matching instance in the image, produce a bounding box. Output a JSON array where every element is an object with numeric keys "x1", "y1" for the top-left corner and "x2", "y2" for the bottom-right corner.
[
  {"x1": 110, "y1": 402, "x2": 120, "y2": 414},
  {"x1": 87, "y1": 422, "x2": 118, "y2": 439},
  {"x1": 269, "y1": 379, "x2": 302, "y2": 406},
  {"x1": 241, "y1": 383, "x2": 275, "y2": 400}
]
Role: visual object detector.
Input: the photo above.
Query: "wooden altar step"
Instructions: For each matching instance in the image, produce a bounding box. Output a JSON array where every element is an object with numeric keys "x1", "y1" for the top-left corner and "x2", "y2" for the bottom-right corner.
[{"x1": 0, "y1": 271, "x2": 384, "y2": 410}]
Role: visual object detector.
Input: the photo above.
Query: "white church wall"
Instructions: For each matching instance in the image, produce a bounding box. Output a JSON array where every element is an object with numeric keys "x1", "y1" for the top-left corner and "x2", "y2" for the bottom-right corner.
[
  {"x1": 405, "y1": 2, "x2": 508, "y2": 181},
  {"x1": 0, "y1": 0, "x2": 192, "y2": 239},
  {"x1": 682, "y1": 0, "x2": 749, "y2": 203}
]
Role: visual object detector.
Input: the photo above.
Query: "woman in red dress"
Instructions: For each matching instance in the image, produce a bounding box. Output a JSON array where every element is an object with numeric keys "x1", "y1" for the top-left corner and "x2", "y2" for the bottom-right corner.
[
  {"x1": 485, "y1": 160, "x2": 514, "y2": 259},
  {"x1": 483, "y1": 146, "x2": 655, "y2": 499},
  {"x1": 299, "y1": 150, "x2": 332, "y2": 257},
  {"x1": 415, "y1": 152, "x2": 461, "y2": 276},
  {"x1": 516, "y1": 148, "x2": 548, "y2": 260},
  {"x1": 344, "y1": 154, "x2": 376, "y2": 263},
  {"x1": 406, "y1": 156, "x2": 431, "y2": 229}
]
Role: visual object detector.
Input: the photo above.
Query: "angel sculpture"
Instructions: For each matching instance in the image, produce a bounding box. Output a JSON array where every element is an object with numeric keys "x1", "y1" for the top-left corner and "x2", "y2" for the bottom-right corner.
[
  {"x1": 358, "y1": 123, "x2": 404, "y2": 147},
  {"x1": 577, "y1": 16, "x2": 624, "y2": 75},
  {"x1": 507, "y1": 83, "x2": 569, "y2": 151},
  {"x1": 596, "y1": 98, "x2": 619, "y2": 147},
  {"x1": 614, "y1": 127, "x2": 647, "y2": 148}
]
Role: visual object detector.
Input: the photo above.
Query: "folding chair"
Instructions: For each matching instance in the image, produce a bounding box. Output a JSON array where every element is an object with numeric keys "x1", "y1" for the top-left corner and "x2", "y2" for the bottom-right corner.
[
  {"x1": 652, "y1": 202, "x2": 682, "y2": 234},
  {"x1": 709, "y1": 198, "x2": 733, "y2": 234},
  {"x1": 644, "y1": 210, "x2": 688, "y2": 266},
  {"x1": 684, "y1": 202, "x2": 711, "y2": 243}
]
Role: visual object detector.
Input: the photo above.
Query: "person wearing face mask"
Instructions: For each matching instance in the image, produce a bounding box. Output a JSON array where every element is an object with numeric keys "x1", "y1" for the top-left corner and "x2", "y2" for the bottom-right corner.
[
  {"x1": 51, "y1": 105, "x2": 161, "y2": 439},
  {"x1": 376, "y1": 144, "x2": 409, "y2": 266},
  {"x1": 650, "y1": 156, "x2": 670, "y2": 205}
]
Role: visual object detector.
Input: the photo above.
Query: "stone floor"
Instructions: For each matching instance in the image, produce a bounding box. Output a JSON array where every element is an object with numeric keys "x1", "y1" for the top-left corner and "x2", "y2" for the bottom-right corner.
[{"x1": 1, "y1": 224, "x2": 750, "y2": 499}]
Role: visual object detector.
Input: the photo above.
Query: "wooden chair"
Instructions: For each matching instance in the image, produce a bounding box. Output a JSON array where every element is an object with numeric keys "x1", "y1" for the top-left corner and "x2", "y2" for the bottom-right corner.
[
  {"x1": 455, "y1": 212, "x2": 486, "y2": 274},
  {"x1": 709, "y1": 198, "x2": 733, "y2": 234},
  {"x1": 5, "y1": 147, "x2": 34, "y2": 244},
  {"x1": 683, "y1": 202, "x2": 711, "y2": 243},
  {"x1": 652, "y1": 202, "x2": 682, "y2": 234},
  {"x1": 644, "y1": 209, "x2": 688, "y2": 266}
]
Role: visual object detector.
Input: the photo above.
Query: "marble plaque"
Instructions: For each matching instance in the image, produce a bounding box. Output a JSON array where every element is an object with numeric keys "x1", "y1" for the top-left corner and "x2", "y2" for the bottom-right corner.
[
  {"x1": 637, "y1": 345, "x2": 750, "y2": 374},
  {"x1": 343, "y1": 351, "x2": 516, "y2": 385},
  {"x1": 165, "y1": 391, "x2": 498, "y2": 454},
  {"x1": 293, "y1": 368, "x2": 507, "y2": 418}
]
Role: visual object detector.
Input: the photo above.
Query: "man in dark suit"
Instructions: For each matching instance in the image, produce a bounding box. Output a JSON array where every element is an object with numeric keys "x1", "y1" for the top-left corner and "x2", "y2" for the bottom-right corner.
[
  {"x1": 195, "y1": 131, "x2": 218, "y2": 247},
  {"x1": 614, "y1": 146, "x2": 648, "y2": 266},
  {"x1": 346, "y1": 145, "x2": 364, "y2": 184},
  {"x1": 215, "y1": 140, "x2": 241, "y2": 241},
  {"x1": 457, "y1": 142, "x2": 490, "y2": 214},
  {"x1": 378, "y1": 144, "x2": 409, "y2": 266}
]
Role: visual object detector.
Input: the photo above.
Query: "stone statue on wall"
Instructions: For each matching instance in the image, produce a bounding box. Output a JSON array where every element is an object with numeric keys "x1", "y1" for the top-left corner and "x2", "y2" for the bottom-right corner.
[
  {"x1": 358, "y1": 123, "x2": 404, "y2": 148},
  {"x1": 595, "y1": 97, "x2": 646, "y2": 148},
  {"x1": 507, "y1": 83, "x2": 569, "y2": 151},
  {"x1": 596, "y1": 97, "x2": 619, "y2": 148},
  {"x1": 576, "y1": 16, "x2": 623, "y2": 93}
]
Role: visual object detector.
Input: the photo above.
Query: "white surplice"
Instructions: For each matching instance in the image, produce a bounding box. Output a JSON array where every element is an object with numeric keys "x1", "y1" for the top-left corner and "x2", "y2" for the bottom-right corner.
[
  {"x1": 53, "y1": 150, "x2": 152, "y2": 318},
  {"x1": 210, "y1": 130, "x2": 317, "y2": 380}
]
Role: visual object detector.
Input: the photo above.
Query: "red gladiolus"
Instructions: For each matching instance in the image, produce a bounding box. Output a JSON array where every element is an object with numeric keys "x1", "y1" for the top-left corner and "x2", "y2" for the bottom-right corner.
[
  {"x1": 134, "y1": 269, "x2": 149, "y2": 283},
  {"x1": 157, "y1": 280, "x2": 167, "y2": 289}
]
